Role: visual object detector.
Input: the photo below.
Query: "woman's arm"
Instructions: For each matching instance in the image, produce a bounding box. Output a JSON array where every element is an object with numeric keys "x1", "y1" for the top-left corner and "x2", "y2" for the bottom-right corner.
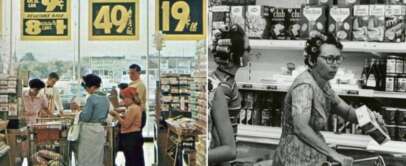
[
  {"x1": 291, "y1": 85, "x2": 343, "y2": 159},
  {"x1": 331, "y1": 94, "x2": 358, "y2": 123},
  {"x1": 115, "y1": 106, "x2": 139, "y2": 129},
  {"x1": 208, "y1": 87, "x2": 237, "y2": 163},
  {"x1": 79, "y1": 96, "x2": 94, "y2": 122}
]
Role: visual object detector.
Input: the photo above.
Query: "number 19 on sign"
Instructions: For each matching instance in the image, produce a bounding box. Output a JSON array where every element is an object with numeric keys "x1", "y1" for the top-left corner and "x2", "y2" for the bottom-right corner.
[{"x1": 157, "y1": 0, "x2": 206, "y2": 40}]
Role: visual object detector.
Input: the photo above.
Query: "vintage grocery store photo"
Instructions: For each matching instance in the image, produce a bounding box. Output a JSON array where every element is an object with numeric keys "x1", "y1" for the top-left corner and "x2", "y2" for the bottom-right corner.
[
  {"x1": 209, "y1": 0, "x2": 406, "y2": 166},
  {"x1": 0, "y1": 0, "x2": 207, "y2": 165}
]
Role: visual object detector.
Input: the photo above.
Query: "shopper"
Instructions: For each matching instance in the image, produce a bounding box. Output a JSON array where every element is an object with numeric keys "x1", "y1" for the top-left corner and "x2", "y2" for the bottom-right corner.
[
  {"x1": 22, "y1": 79, "x2": 51, "y2": 125},
  {"x1": 128, "y1": 64, "x2": 147, "y2": 129},
  {"x1": 77, "y1": 74, "x2": 109, "y2": 166},
  {"x1": 208, "y1": 24, "x2": 251, "y2": 166},
  {"x1": 110, "y1": 87, "x2": 145, "y2": 166},
  {"x1": 40, "y1": 72, "x2": 64, "y2": 115},
  {"x1": 272, "y1": 32, "x2": 387, "y2": 166}
]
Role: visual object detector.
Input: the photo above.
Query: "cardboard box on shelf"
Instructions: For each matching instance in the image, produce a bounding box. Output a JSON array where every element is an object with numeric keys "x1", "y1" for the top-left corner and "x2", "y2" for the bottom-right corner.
[
  {"x1": 286, "y1": 8, "x2": 302, "y2": 40},
  {"x1": 384, "y1": 5, "x2": 405, "y2": 42},
  {"x1": 246, "y1": 5, "x2": 272, "y2": 39},
  {"x1": 353, "y1": 5, "x2": 369, "y2": 41},
  {"x1": 328, "y1": 6, "x2": 353, "y2": 40},
  {"x1": 230, "y1": 6, "x2": 246, "y2": 31},
  {"x1": 300, "y1": 5, "x2": 327, "y2": 39},
  {"x1": 269, "y1": 8, "x2": 287, "y2": 40},
  {"x1": 211, "y1": 5, "x2": 231, "y2": 34},
  {"x1": 368, "y1": 5, "x2": 385, "y2": 42}
]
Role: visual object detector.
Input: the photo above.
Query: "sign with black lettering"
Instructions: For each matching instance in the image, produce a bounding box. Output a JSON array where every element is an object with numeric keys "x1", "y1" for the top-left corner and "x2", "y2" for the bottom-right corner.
[
  {"x1": 156, "y1": 0, "x2": 206, "y2": 40},
  {"x1": 21, "y1": 0, "x2": 71, "y2": 40},
  {"x1": 89, "y1": 0, "x2": 139, "y2": 40}
]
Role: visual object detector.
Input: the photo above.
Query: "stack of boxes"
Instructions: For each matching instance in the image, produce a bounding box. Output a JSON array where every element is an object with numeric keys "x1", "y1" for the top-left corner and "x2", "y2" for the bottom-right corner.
[
  {"x1": 160, "y1": 74, "x2": 192, "y2": 112},
  {"x1": 0, "y1": 75, "x2": 18, "y2": 118}
]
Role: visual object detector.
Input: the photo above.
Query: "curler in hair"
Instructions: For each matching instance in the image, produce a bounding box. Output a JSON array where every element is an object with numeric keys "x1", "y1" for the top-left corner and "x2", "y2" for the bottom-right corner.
[
  {"x1": 231, "y1": 24, "x2": 239, "y2": 32},
  {"x1": 217, "y1": 39, "x2": 232, "y2": 46},
  {"x1": 215, "y1": 46, "x2": 230, "y2": 53},
  {"x1": 219, "y1": 25, "x2": 230, "y2": 32}
]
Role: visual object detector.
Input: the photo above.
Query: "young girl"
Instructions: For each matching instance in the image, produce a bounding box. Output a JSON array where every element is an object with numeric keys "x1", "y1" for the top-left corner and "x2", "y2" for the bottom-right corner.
[{"x1": 110, "y1": 87, "x2": 145, "y2": 166}]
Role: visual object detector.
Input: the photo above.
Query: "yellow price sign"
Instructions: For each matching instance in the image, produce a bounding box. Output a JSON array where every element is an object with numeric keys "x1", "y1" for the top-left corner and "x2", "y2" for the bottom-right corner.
[
  {"x1": 21, "y1": 0, "x2": 71, "y2": 40},
  {"x1": 156, "y1": 0, "x2": 206, "y2": 40},
  {"x1": 89, "y1": 0, "x2": 139, "y2": 40}
]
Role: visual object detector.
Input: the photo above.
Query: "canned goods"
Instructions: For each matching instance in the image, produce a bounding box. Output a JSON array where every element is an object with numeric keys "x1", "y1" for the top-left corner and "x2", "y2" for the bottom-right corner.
[
  {"x1": 386, "y1": 125, "x2": 398, "y2": 140},
  {"x1": 397, "y1": 125, "x2": 406, "y2": 141},
  {"x1": 383, "y1": 107, "x2": 397, "y2": 125},
  {"x1": 397, "y1": 109, "x2": 406, "y2": 125},
  {"x1": 385, "y1": 74, "x2": 397, "y2": 92},
  {"x1": 396, "y1": 56, "x2": 404, "y2": 74},
  {"x1": 386, "y1": 56, "x2": 397, "y2": 74},
  {"x1": 397, "y1": 74, "x2": 406, "y2": 92}
]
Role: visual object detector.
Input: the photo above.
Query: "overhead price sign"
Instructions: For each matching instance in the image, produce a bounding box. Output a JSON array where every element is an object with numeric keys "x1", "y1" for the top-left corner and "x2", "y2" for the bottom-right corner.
[
  {"x1": 156, "y1": 0, "x2": 206, "y2": 40},
  {"x1": 21, "y1": 0, "x2": 71, "y2": 40},
  {"x1": 89, "y1": 0, "x2": 139, "y2": 40}
]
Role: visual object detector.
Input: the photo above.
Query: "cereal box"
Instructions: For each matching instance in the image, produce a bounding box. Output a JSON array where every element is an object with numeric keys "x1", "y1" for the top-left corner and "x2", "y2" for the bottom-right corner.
[
  {"x1": 269, "y1": 8, "x2": 287, "y2": 40},
  {"x1": 286, "y1": 8, "x2": 302, "y2": 40},
  {"x1": 368, "y1": 5, "x2": 385, "y2": 42},
  {"x1": 353, "y1": 5, "x2": 369, "y2": 41},
  {"x1": 211, "y1": 6, "x2": 230, "y2": 32},
  {"x1": 384, "y1": 5, "x2": 405, "y2": 42},
  {"x1": 328, "y1": 6, "x2": 353, "y2": 40},
  {"x1": 300, "y1": 5, "x2": 328, "y2": 39},
  {"x1": 230, "y1": 6, "x2": 246, "y2": 31},
  {"x1": 246, "y1": 5, "x2": 272, "y2": 39}
]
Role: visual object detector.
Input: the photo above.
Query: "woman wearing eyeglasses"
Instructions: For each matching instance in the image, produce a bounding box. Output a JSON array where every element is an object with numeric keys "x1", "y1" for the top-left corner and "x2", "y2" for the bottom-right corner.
[
  {"x1": 272, "y1": 32, "x2": 387, "y2": 166},
  {"x1": 77, "y1": 74, "x2": 110, "y2": 166},
  {"x1": 208, "y1": 24, "x2": 251, "y2": 166}
]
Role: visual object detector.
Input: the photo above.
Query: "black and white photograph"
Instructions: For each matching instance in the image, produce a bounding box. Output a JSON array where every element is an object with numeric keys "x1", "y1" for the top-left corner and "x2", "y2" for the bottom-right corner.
[{"x1": 209, "y1": 0, "x2": 406, "y2": 166}]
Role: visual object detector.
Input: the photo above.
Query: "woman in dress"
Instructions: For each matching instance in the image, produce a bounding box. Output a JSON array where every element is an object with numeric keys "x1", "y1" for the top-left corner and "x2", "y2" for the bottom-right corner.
[
  {"x1": 77, "y1": 74, "x2": 109, "y2": 166},
  {"x1": 208, "y1": 24, "x2": 251, "y2": 166},
  {"x1": 272, "y1": 32, "x2": 387, "y2": 166}
]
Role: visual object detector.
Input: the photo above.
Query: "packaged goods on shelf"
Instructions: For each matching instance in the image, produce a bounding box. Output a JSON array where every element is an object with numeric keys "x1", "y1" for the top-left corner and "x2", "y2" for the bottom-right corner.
[
  {"x1": 212, "y1": 6, "x2": 231, "y2": 33},
  {"x1": 328, "y1": 6, "x2": 353, "y2": 40},
  {"x1": 384, "y1": 5, "x2": 405, "y2": 42},
  {"x1": 300, "y1": 5, "x2": 328, "y2": 39},
  {"x1": 286, "y1": 8, "x2": 302, "y2": 40},
  {"x1": 368, "y1": 5, "x2": 386, "y2": 42},
  {"x1": 353, "y1": 5, "x2": 370, "y2": 41},
  {"x1": 356, "y1": 105, "x2": 391, "y2": 144},
  {"x1": 230, "y1": 6, "x2": 246, "y2": 31},
  {"x1": 246, "y1": 5, "x2": 272, "y2": 39},
  {"x1": 269, "y1": 8, "x2": 287, "y2": 39}
]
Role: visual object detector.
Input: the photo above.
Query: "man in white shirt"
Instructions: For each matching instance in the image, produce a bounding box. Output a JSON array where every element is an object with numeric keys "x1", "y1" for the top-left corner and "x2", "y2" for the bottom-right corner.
[{"x1": 40, "y1": 72, "x2": 64, "y2": 115}]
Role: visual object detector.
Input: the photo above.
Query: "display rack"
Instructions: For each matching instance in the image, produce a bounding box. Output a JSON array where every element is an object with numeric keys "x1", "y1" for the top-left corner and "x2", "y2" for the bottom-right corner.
[
  {"x1": 165, "y1": 119, "x2": 196, "y2": 166},
  {"x1": 159, "y1": 74, "x2": 192, "y2": 113}
]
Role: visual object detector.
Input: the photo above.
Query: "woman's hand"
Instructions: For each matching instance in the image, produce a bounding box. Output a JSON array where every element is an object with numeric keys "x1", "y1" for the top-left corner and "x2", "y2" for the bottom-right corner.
[
  {"x1": 109, "y1": 111, "x2": 119, "y2": 117},
  {"x1": 331, "y1": 152, "x2": 353, "y2": 166}
]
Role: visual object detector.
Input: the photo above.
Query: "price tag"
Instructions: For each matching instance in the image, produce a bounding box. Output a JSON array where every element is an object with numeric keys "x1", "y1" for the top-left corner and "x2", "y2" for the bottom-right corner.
[
  {"x1": 89, "y1": 0, "x2": 139, "y2": 40},
  {"x1": 156, "y1": 0, "x2": 206, "y2": 40},
  {"x1": 21, "y1": 0, "x2": 71, "y2": 40},
  {"x1": 266, "y1": 85, "x2": 278, "y2": 90}
]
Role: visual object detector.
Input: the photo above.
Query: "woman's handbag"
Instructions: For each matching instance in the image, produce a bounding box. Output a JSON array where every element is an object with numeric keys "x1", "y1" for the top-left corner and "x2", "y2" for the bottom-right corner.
[{"x1": 67, "y1": 113, "x2": 81, "y2": 141}]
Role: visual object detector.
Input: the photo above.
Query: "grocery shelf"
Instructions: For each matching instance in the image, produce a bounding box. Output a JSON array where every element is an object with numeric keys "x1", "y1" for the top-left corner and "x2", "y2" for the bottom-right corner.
[
  {"x1": 237, "y1": 125, "x2": 406, "y2": 154},
  {"x1": 237, "y1": 82, "x2": 406, "y2": 99},
  {"x1": 250, "y1": 40, "x2": 406, "y2": 53}
]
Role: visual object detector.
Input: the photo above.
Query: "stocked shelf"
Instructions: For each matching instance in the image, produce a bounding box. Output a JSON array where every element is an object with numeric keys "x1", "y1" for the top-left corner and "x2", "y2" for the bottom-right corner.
[
  {"x1": 250, "y1": 40, "x2": 406, "y2": 53},
  {"x1": 238, "y1": 82, "x2": 406, "y2": 99}
]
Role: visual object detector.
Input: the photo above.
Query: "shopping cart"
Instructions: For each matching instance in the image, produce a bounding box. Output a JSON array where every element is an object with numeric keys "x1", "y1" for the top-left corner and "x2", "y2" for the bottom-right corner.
[
  {"x1": 28, "y1": 117, "x2": 73, "y2": 166},
  {"x1": 321, "y1": 155, "x2": 386, "y2": 166}
]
